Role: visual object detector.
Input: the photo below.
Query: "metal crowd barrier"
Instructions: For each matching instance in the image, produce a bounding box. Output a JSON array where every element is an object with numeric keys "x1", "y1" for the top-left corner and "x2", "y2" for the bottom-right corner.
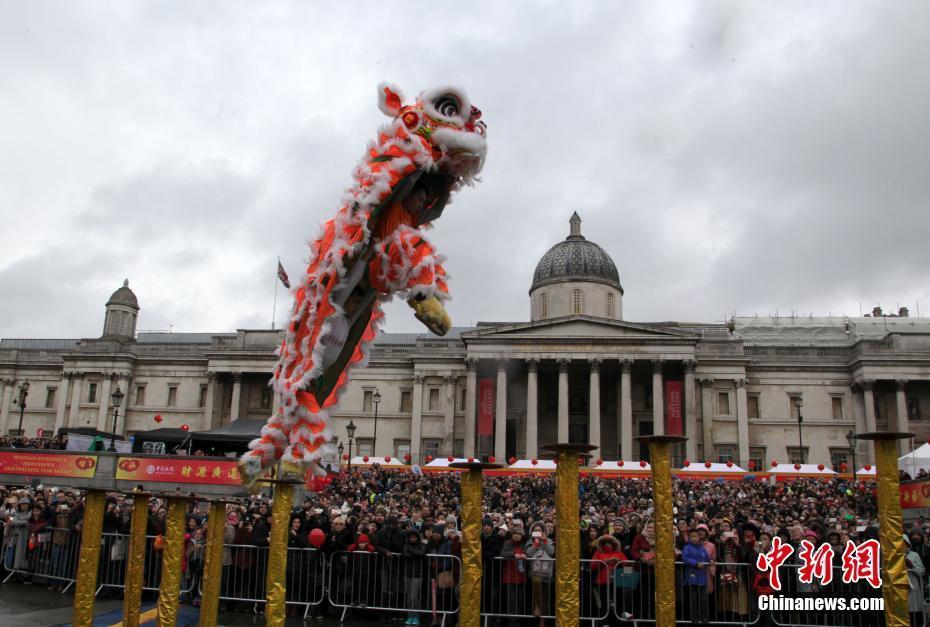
[
  {"x1": 2, "y1": 527, "x2": 79, "y2": 592},
  {"x1": 96, "y1": 532, "x2": 196, "y2": 597},
  {"x1": 204, "y1": 544, "x2": 326, "y2": 618},
  {"x1": 327, "y1": 550, "x2": 462, "y2": 625}
]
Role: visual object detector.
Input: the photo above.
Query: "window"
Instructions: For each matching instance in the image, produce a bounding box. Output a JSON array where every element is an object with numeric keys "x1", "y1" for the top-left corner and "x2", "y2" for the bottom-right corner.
[
  {"x1": 8, "y1": 429, "x2": 23, "y2": 437},
  {"x1": 830, "y1": 449, "x2": 850, "y2": 471},
  {"x1": 749, "y1": 447, "x2": 766, "y2": 472},
  {"x1": 572, "y1": 289, "x2": 583, "y2": 314},
  {"x1": 356, "y1": 438, "x2": 374, "y2": 457},
  {"x1": 540, "y1": 292, "x2": 548, "y2": 319},
  {"x1": 167, "y1": 385, "x2": 178, "y2": 407},
  {"x1": 45, "y1": 387, "x2": 56, "y2": 409},
  {"x1": 428, "y1": 388, "x2": 440, "y2": 411},
  {"x1": 363, "y1": 390, "x2": 373, "y2": 412},
  {"x1": 88, "y1": 383, "x2": 98, "y2": 404},
  {"x1": 606, "y1": 293, "x2": 615, "y2": 319},
  {"x1": 909, "y1": 397, "x2": 921, "y2": 421},
  {"x1": 831, "y1": 396, "x2": 844, "y2": 421},
  {"x1": 453, "y1": 439, "x2": 464, "y2": 457},
  {"x1": 717, "y1": 445, "x2": 736, "y2": 464},
  {"x1": 459, "y1": 388, "x2": 466, "y2": 411},
  {"x1": 198, "y1": 386, "x2": 207, "y2": 408},
  {"x1": 717, "y1": 391, "x2": 731, "y2": 416},
  {"x1": 395, "y1": 440, "x2": 411, "y2": 460},
  {"x1": 788, "y1": 447, "x2": 807, "y2": 465},
  {"x1": 747, "y1": 395, "x2": 760, "y2": 420},
  {"x1": 260, "y1": 387, "x2": 271, "y2": 410},
  {"x1": 400, "y1": 390, "x2": 412, "y2": 413},
  {"x1": 135, "y1": 385, "x2": 146, "y2": 406},
  {"x1": 789, "y1": 395, "x2": 802, "y2": 420},
  {"x1": 422, "y1": 439, "x2": 442, "y2": 461}
]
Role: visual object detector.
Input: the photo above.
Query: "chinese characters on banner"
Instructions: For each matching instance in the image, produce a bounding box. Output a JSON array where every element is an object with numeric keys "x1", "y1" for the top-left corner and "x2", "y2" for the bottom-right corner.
[
  {"x1": 477, "y1": 378, "x2": 495, "y2": 436},
  {"x1": 665, "y1": 380, "x2": 682, "y2": 436},
  {"x1": 115, "y1": 456, "x2": 241, "y2": 485},
  {"x1": 900, "y1": 478, "x2": 930, "y2": 509},
  {"x1": 756, "y1": 537, "x2": 881, "y2": 590}
]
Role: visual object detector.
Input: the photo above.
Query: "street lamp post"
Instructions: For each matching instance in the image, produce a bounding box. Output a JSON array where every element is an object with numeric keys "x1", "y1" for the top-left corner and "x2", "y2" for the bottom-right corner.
[
  {"x1": 794, "y1": 397, "x2": 804, "y2": 464},
  {"x1": 372, "y1": 389, "x2": 381, "y2": 456},
  {"x1": 346, "y1": 420, "x2": 356, "y2": 471},
  {"x1": 337, "y1": 441, "x2": 344, "y2": 468},
  {"x1": 16, "y1": 380, "x2": 30, "y2": 438},
  {"x1": 109, "y1": 385, "x2": 124, "y2": 452},
  {"x1": 846, "y1": 429, "x2": 858, "y2": 483}
]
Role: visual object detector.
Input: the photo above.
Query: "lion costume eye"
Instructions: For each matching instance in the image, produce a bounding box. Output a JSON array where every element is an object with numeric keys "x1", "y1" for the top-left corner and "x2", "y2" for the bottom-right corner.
[{"x1": 434, "y1": 95, "x2": 460, "y2": 118}]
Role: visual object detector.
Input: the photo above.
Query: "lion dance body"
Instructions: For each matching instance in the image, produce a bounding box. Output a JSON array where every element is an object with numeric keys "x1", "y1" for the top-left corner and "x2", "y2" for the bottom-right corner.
[{"x1": 239, "y1": 84, "x2": 487, "y2": 486}]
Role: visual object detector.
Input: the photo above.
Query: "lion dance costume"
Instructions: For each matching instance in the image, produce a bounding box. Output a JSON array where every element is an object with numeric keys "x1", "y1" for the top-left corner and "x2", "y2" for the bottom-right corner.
[{"x1": 239, "y1": 84, "x2": 487, "y2": 486}]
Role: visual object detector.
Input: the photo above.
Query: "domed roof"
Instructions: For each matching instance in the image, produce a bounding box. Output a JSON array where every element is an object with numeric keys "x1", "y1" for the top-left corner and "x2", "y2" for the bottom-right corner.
[
  {"x1": 530, "y1": 212, "x2": 622, "y2": 293},
  {"x1": 106, "y1": 279, "x2": 139, "y2": 309}
]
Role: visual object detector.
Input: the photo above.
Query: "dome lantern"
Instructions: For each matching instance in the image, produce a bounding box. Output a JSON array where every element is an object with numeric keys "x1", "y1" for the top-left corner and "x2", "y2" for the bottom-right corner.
[{"x1": 102, "y1": 279, "x2": 139, "y2": 340}]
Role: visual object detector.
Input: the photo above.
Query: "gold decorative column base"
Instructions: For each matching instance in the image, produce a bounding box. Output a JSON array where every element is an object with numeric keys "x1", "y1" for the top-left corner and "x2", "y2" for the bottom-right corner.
[
  {"x1": 199, "y1": 500, "x2": 231, "y2": 627},
  {"x1": 72, "y1": 490, "x2": 106, "y2": 627},
  {"x1": 157, "y1": 497, "x2": 188, "y2": 627},
  {"x1": 264, "y1": 478, "x2": 298, "y2": 627},
  {"x1": 123, "y1": 492, "x2": 151, "y2": 627}
]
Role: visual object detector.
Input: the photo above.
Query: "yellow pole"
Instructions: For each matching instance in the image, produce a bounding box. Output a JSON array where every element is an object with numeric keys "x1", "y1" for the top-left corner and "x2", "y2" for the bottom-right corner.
[
  {"x1": 645, "y1": 437, "x2": 680, "y2": 627},
  {"x1": 451, "y1": 462, "x2": 494, "y2": 627},
  {"x1": 122, "y1": 493, "x2": 150, "y2": 627},
  {"x1": 265, "y1": 481, "x2": 295, "y2": 626},
  {"x1": 72, "y1": 490, "x2": 106, "y2": 627},
  {"x1": 157, "y1": 497, "x2": 187, "y2": 626},
  {"x1": 199, "y1": 501, "x2": 227, "y2": 627}
]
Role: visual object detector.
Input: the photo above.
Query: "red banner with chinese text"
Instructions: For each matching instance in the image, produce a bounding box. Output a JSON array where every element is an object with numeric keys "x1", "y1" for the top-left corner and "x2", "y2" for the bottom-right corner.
[
  {"x1": 116, "y1": 456, "x2": 242, "y2": 485},
  {"x1": 901, "y1": 478, "x2": 930, "y2": 509},
  {"x1": 665, "y1": 380, "x2": 682, "y2": 435},
  {"x1": 478, "y1": 378, "x2": 495, "y2": 436},
  {"x1": 0, "y1": 451, "x2": 97, "y2": 478}
]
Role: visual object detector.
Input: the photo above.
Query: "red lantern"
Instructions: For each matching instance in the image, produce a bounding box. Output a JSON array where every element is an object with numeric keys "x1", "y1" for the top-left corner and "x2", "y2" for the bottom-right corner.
[
  {"x1": 726, "y1": 460, "x2": 734, "y2": 468},
  {"x1": 817, "y1": 463, "x2": 825, "y2": 471},
  {"x1": 508, "y1": 457, "x2": 516, "y2": 465},
  {"x1": 618, "y1": 460, "x2": 624, "y2": 467},
  {"x1": 705, "y1": 461, "x2": 713, "y2": 469},
  {"x1": 864, "y1": 464, "x2": 872, "y2": 471},
  {"x1": 748, "y1": 461, "x2": 756, "y2": 470},
  {"x1": 309, "y1": 528, "x2": 325, "y2": 548},
  {"x1": 153, "y1": 414, "x2": 163, "y2": 423},
  {"x1": 683, "y1": 460, "x2": 691, "y2": 467},
  {"x1": 468, "y1": 457, "x2": 475, "y2": 463},
  {"x1": 488, "y1": 456, "x2": 496, "y2": 463},
  {"x1": 639, "y1": 460, "x2": 647, "y2": 468},
  {"x1": 363, "y1": 456, "x2": 369, "y2": 463},
  {"x1": 403, "y1": 454, "x2": 411, "y2": 463},
  {"x1": 180, "y1": 424, "x2": 189, "y2": 432},
  {"x1": 447, "y1": 456, "x2": 454, "y2": 463},
  {"x1": 840, "y1": 462, "x2": 847, "y2": 472},
  {"x1": 531, "y1": 459, "x2": 538, "y2": 466},
  {"x1": 425, "y1": 455, "x2": 433, "y2": 463},
  {"x1": 596, "y1": 458, "x2": 603, "y2": 466},
  {"x1": 794, "y1": 463, "x2": 801, "y2": 471},
  {"x1": 342, "y1": 454, "x2": 349, "y2": 461},
  {"x1": 771, "y1": 460, "x2": 778, "y2": 467},
  {"x1": 384, "y1": 456, "x2": 391, "y2": 463}
]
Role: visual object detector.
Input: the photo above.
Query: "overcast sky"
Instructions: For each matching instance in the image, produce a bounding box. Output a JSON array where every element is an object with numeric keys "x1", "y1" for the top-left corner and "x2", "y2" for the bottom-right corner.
[{"x1": 2, "y1": 1, "x2": 929, "y2": 339}]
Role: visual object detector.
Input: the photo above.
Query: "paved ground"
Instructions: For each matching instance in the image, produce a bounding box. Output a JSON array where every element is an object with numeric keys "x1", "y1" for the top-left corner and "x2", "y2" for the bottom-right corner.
[{"x1": 0, "y1": 582, "x2": 400, "y2": 626}]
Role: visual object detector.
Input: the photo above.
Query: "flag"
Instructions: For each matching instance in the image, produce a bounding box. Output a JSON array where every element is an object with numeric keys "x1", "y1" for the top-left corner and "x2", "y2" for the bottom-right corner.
[{"x1": 277, "y1": 259, "x2": 291, "y2": 289}]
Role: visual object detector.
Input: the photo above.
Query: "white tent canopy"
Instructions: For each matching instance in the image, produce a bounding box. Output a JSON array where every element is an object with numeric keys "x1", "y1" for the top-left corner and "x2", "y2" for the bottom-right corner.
[
  {"x1": 592, "y1": 460, "x2": 651, "y2": 471},
  {"x1": 348, "y1": 456, "x2": 405, "y2": 467},
  {"x1": 899, "y1": 443, "x2": 930, "y2": 476},
  {"x1": 855, "y1": 466, "x2": 877, "y2": 476},
  {"x1": 424, "y1": 457, "x2": 470, "y2": 469},
  {"x1": 678, "y1": 462, "x2": 746, "y2": 473},
  {"x1": 507, "y1": 459, "x2": 556, "y2": 471},
  {"x1": 768, "y1": 463, "x2": 836, "y2": 475}
]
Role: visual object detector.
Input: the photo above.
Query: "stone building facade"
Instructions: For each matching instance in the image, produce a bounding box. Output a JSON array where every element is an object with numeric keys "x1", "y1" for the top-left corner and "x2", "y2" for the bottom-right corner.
[{"x1": 2, "y1": 214, "x2": 930, "y2": 468}]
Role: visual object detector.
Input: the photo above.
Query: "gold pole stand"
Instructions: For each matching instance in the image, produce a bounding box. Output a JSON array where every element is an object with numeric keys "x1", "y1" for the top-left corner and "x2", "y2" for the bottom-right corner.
[
  {"x1": 200, "y1": 500, "x2": 234, "y2": 627},
  {"x1": 541, "y1": 443, "x2": 595, "y2": 627},
  {"x1": 72, "y1": 490, "x2": 106, "y2": 627},
  {"x1": 264, "y1": 478, "x2": 299, "y2": 626},
  {"x1": 122, "y1": 491, "x2": 151, "y2": 627},
  {"x1": 857, "y1": 431, "x2": 912, "y2": 627},
  {"x1": 450, "y1": 461, "x2": 502, "y2": 627},
  {"x1": 638, "y1": 435, "x2": 686, "y2": 627},
  {"x1": 157, "y1": 496, "x2": 189, "y2": 627}
]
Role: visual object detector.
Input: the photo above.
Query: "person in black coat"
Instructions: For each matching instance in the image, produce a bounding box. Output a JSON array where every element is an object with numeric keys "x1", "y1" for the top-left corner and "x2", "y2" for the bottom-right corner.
[
  {"x1": 481, "y1": 517, "x2": 504, "y2": 615},
  {"x1": 251, "y1": 512, "x2": 271, "y2": 609},
  {"x1": 402, "y1": 528, "x2": 427, "y2": 623}
]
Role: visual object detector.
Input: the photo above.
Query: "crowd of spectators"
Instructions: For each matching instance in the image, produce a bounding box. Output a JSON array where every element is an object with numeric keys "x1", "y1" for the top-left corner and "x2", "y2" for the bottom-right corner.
[{"x1": 0, "y1": 466, "x2": 926, "y2": 625}]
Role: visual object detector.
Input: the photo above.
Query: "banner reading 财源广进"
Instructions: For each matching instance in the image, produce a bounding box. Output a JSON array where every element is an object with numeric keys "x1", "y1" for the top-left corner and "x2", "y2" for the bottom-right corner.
[
  {"x1": 477, "y1": 378, "x2": 494, "y2": 436},
  {"x1": 116, "y1": 456, "x2": 242, "y2": 484},
  {"x1": 0, "y1": 451, "x2": 97, "y2": 478}
]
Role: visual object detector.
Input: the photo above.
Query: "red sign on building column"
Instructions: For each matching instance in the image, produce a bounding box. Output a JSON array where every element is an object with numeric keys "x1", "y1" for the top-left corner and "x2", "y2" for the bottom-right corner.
[
  {"x1": 477, "y1": 378, "x2": 495, "y2": 436},
  {"x1": 665, "y1": 380, "x2": 683, "y2": 435}
]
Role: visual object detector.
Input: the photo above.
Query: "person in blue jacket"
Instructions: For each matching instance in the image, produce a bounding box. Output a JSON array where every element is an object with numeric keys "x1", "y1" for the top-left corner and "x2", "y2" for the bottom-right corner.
[{"x1": 682, "y1": 527, "x2": 711, "y2": 627}]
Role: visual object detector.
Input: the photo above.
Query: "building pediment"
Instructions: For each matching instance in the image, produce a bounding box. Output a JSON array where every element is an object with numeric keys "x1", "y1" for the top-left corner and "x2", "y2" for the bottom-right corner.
[{"x1": 462, "y1": 315, "x2": 699, "y2": 340}]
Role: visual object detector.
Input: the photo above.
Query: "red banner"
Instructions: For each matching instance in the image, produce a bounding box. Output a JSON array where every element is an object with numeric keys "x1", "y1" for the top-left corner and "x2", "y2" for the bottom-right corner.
[
  {"x1": 665, "y1": 380, "x2": 682, "y2": 436},
  {"x1": 116, "y1": 456, "x2": 242, "y2": 485},
  {"x1": 478, "y1": 378, "x2": 495, "y2": 436},
  {"x1": 0, "y1": 451, "x2": 97, "y2": 478},
  {"x1": 901, "y1": 478, "x2": 930, "y2": 509}
]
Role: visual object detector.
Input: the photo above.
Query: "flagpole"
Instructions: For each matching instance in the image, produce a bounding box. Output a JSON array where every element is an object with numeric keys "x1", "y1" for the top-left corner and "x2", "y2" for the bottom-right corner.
[{"x1": 272, "y1": 256, "x2": 279, "y2": 330}]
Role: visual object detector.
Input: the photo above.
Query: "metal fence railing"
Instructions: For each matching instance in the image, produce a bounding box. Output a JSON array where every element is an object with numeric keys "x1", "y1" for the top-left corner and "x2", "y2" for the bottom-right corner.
[
  {"x1": 327, "y1": 550, "x2": 462, "y2": 625},
  {"x1": 96, "y1": 533, "x2": 196, "y2": 597},
  {"x1": 2, "y1": 527, "x2": 79, "y2": 592}
]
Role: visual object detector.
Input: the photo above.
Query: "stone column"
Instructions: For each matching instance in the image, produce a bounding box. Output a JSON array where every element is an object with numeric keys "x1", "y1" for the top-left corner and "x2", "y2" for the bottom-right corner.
[
  {"x1": 54, "y1": 373, "x2": 71, "y2": 435},
  {"x1": 701, "y1": 379, "x2": 715, "y2": 461},
  {"x1": 443, "y1": 375, "x2": 456, "y2": 456},
  {"x1": 896, "y1": 380, "x2": 910, "y2": 456},
  {"x1": 736, "y1": 379, "x2": 750, "y2": 467},
  {"x1": 464, "y1": 359, "x2": 477, "y2": 457},
  {"x1": 619, "y1": 359, "x2": 633, "y2": 460},
  {"x1": 495, "y1": 360, "x2": 508, "y2": 462},
  {"x1": 204, "y1": 373, "x2": 217, "y2": 429},
  {"x1": 652, "y1": 359, "x2": 664, "y2": 436},
  {"x1": 68, "y1": 373, "x2": 83, "y2": 428},
  {"x1": 588, "y1": 359, "x2": 601, "y2": 461},
  {"x1": 862, "y1": 380, "x2": 877, "y2": 464},
  {"x1": 229, "y1": 372, "x2": 242, "y2": 422},
  {"x1": 525, "y1": 358, "x2": 539, "y2": 459},
  {"x1": 0, "y1": 379, "x2": 14, "y2": 435},
  {"x1": 557, "y1": 359, "x2": 570, "y2": 442},
  {"x1": 96, "y1": 375, "x2": 112, "y2": 432},
  {"x1": 411, "y1": 375, "x2": 424, "y2": 463},
  {"x1": 683, "y1": 361, "x2": 697, "y2": 460}
]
